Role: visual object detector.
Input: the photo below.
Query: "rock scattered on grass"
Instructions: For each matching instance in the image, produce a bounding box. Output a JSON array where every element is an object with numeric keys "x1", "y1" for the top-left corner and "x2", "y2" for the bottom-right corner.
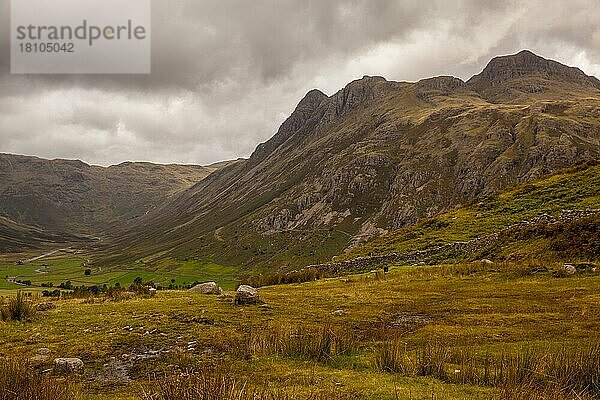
[
  {"x1": 563, "y1": 264, "x2": 577, "y2": 274},
  {"x1": 36, "y1": 302, "x2": 56, "y2": 312},
  {"x1": 390, "y1": 312, "x2": 432, "y2": 329},
  {"x1": 53, "y1": 357, "x2": 84, "y2": 375}
]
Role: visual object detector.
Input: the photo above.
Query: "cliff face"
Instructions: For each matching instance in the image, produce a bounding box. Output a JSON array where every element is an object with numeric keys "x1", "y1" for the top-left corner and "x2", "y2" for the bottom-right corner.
[{"x1": 101, "y1": 51, "x2": 600, "y2": 268}]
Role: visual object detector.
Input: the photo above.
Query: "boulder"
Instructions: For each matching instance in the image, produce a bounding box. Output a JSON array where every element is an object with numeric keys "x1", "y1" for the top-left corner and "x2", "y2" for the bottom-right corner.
[
  {"x1": 53, "y1": 358, "x2": 84, "y2": 375},
  {"x1": 563, "y1": 264, "x2": 577, "y2": 274},
  {"x1": 36, "y1": 302, "x2": 56, "y2": 312},
  {"x1": 189, "y1": 282, "x2": 223, "y2": 295},
  {"x1": 234, "y1": 285, "x2": 259, "y2": 305}
]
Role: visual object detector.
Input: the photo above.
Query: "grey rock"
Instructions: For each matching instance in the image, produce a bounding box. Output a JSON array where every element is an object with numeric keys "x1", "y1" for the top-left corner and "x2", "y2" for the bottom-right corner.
[
  {"x1": 189, "y1": 282, "x2": 223, "y2": 295},
  {"x1": 575, "y1": 262, "x2": 597, "y2": 272},
  {"x1": 36, "y1": 302, "x2": 56, "y2": 312},
  {"x1": 234, "y1": 285, "x2": 259, "y2": 305},
  {"x1": 390, "y1": 312, "x2": 433, "y2": 329},
  {"x1": 53, "y1": 358, "x2": 84, "y2": 375},
  {"x1": 37, "y1": 347, "x2": 51, "y2": 355},
  {"x1": 563, "y1": 264, "x2": 577, "y2": 274}
]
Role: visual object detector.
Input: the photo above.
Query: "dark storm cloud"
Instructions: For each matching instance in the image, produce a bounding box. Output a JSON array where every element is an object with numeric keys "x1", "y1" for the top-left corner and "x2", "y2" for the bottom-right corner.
[{"x1": 0, "y1": 0, "x2": 599, "y2": 165}]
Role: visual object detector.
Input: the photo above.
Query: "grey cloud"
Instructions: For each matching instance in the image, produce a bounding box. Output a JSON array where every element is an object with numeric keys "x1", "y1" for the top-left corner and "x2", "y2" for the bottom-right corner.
[{"x1": 0, "y1": 0, "x2": 599, "y2": 166}]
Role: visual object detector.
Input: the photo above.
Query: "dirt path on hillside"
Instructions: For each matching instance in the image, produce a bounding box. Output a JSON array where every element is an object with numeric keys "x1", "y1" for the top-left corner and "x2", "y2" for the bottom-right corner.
[{"x1": 21, "y1": 247, "x2": 71, "y2": 264}]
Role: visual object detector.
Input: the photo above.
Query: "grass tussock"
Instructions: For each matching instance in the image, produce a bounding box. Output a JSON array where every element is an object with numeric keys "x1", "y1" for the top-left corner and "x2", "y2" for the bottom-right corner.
[
  {"x1": 249, "y1": 324, "x2": 359, "y2": 362},
  {"x1": 0, "y1": 358, "x2": 80, "y2": 400},
  {"x1": 141, "y1": 368, "x2": 364, "y2": 400},
  {"x1": 0, "y1": 292, "x2": 36, "y2": 322},
  {"x1": 408, "y1": 260, "x2": 575, "y2": 280},
  {"x1": 373, "y1": 341, "x2": 600, "y2": 397},
  {"x1": 241, "y1": 267, "x2": 325, "y2": 288}
]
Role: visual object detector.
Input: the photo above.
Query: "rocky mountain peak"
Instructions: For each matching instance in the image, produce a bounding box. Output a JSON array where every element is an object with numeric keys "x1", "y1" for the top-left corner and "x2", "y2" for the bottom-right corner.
[
  {"x1": 249, "y1": 89, "x2": 329, "y2": 162},
  {"x1": 297, "y1": 89, "x2": 328, "y2": 110},
  {"x1": 467, "y1": 50, "x2": 600, "y2": 88},
  {"x1": 249, "y1": 77, "x2": 393, "y2": 162},
  {"x1": 318, "y1": 76, "x2": 390, "y2": 126}
]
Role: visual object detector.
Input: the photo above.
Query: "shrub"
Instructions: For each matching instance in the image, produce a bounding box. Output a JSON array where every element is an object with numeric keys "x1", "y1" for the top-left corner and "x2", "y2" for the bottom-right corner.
[
  {"x1": 249, "y1": 324, "x2": 358, "y2": 363},
  {"x1": 0, "y1": 292, "x2": 35, "y2": 322}
]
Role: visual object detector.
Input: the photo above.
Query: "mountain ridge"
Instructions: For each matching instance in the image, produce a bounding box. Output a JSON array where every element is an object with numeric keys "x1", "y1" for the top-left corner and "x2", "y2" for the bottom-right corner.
[{"x1": 97, "y1": 50, "x2": 600, "y2": 270}]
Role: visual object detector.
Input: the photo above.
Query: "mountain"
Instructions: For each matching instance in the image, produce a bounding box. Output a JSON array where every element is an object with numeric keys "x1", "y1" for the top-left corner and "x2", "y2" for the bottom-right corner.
[
  {"x1": 467, "y1": 50, "x2": 600, "y2": 101},
  {"x1": 0, "y1": 215, "x2": 81, "y2": 252},
  {"x1": 99, "y1": 50, "x2": 600, "y2": 270},
  {"x1": 339, "y1": 160, "x2": 600, "y2": 264},
  {"x1": 0, "y1": 154, "x2": 215, "y2": 250}
]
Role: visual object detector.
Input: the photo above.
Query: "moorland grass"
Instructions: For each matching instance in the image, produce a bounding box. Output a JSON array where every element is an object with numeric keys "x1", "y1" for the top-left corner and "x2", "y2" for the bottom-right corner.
[
  {"x1": 0, "y1": 262, "x2": 598, "y2": 399},
  {"x1": 0, "y1": 358, "x2": 80, "y2": 400},
  {"x1": 0, "y1": 291, "x2": 35, "y2": 322}
]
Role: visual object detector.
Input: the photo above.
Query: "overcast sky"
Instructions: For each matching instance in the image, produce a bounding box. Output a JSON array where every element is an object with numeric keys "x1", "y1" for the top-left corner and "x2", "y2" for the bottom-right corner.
[{"x1": 1, "y1": 0, "x2": 599, "y2": 166}]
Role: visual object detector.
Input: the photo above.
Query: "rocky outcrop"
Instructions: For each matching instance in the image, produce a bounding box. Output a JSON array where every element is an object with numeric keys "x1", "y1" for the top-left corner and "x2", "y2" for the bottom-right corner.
[
  {"x1": 415, "y1": 76, "x2": 468, "y2": 101},
  {"x1": 250, "y1": 89, "x2": 328, "y2": 163},
  {"x1": 469, "y1": 50, "x2": 600, "y2": 88},
  {"x1": 319, "y1": 76, "x2": 392, "y2": 126},
  {"x1": 467, "y1": 50, "x2": 600, "y2": 101}
]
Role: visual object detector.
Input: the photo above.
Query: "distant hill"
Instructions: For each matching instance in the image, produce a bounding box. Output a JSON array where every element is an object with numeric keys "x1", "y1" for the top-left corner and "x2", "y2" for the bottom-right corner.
[
  {"x1": 0, "y1": 154, "x2": 214, "y2": 250},
  {"x1": 102, "y1": 50, "x2": 600, "y2": 270},
  {"x1": 0, "y1": 215, "x2": 82, "y2": 252}
]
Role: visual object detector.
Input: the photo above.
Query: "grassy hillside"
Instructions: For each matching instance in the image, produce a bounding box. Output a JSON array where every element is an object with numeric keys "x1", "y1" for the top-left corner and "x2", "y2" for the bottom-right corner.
[
  {"x1": 3, "y1": 161, "x2": 598, "y2": 295},
  {"x1": 341, "y1": 160, "x2": 600, "y2": 262},
  {"x1": 1, "y1": 262, "x2": 598, "y2": 399},
  {"x1": 0, "y1": 154, "x2": 214, "y2": 239},
  {"x1": 0, "y1": 215, "x2": 81, "y2": 253}
]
